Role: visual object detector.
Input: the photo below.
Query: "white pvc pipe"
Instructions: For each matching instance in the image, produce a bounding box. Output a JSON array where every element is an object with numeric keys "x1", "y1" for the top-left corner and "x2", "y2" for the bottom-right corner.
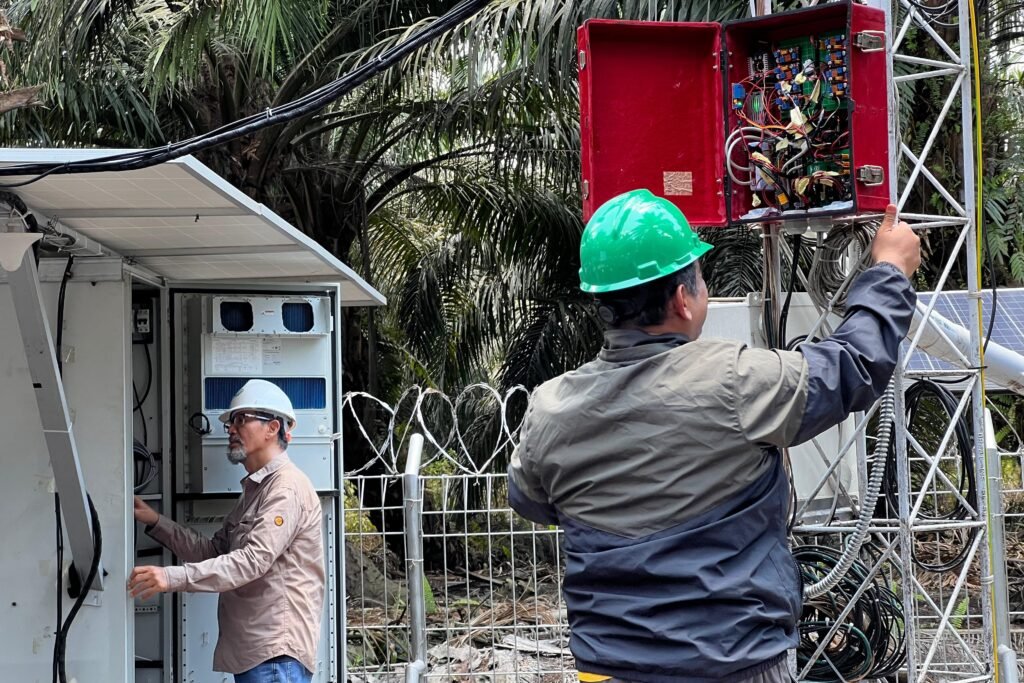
[{"x1": 908, "y1": 306, "x2": 1024, "y2": 395}]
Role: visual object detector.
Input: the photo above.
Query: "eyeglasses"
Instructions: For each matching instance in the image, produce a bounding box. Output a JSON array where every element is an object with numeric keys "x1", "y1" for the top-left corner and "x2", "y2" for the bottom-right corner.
[{"x1": 223, "y1": 412, "x2": 274, "y2": 433}]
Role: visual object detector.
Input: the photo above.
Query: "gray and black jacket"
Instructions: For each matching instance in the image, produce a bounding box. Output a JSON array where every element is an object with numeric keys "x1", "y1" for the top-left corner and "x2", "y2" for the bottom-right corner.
[{"x1": 508, "y1": 263, "x2": 916, "y2": 683}]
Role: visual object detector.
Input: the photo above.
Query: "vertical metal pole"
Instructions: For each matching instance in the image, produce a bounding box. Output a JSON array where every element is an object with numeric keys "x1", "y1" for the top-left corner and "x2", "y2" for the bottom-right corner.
[
  {"x1": 333, "y1": 288, "x2": 348, "y2": 683},
  {"x1": 881, "y1": 3, "x2": 920, "y2": 680},
  {"x1": 404, "y1": 434, "x2": 427, "y2": 683},
  {"x1": 892, "y1": 353, "x2": 918, "y2": 683},
  {"x1": 750, "y1": 0, "x2": 779, "y2": 351},
  {"x1": 958, "y1": 0, "x2": 998, "y2": 676},
  {"x1": 983, "y1": 411, "x2": 1013, "y2": 663},
  {"x1": 767, "y1": 224, "x2": 783, "y2": 346}
]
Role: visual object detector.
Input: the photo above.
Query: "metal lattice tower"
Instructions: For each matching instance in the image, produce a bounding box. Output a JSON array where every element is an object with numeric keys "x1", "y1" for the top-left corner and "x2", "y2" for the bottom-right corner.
[
  {"x1": 780, "y1": 0, "x2": 1015, "y2": 681},
  {"x1": 889, "y1": 0, "x2": 1011, "y2": 679}
]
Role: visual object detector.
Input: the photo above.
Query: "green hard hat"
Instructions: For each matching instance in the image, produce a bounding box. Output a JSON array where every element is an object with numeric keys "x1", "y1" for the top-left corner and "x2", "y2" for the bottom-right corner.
[{"x1": 579, "y1": 189, "x2": 713, "y2": 294}]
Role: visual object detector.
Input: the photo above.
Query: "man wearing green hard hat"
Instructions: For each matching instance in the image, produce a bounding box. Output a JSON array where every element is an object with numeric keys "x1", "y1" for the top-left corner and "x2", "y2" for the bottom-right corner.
[{"x1": 508, "y1": 189, "x2": 920, "y2": 683}]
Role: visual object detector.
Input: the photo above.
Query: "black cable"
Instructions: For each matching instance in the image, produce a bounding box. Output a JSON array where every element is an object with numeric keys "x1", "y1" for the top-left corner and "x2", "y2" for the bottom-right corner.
[
  {"x1": 50, "y1": 254, "x2": 104, "y2": 683},
  {"x1": 794, "y1": 545, "x2": 905, "y2": 681},
  {"x1": 133, "y1": 343, "x2": 153, "y2": 446},
  {"x1": 56, "y1": 495, "x2": 102, "y2": 683},
  {"x1": 133, "y1": 343, "x2": 153, "y2": 411},
  {"x1": 881, "y1": 379, "x2": 978, "y2": 572},
  {"x1": 0, "y1": 190, "x2": 40, "y2": 232},
  {"x1": 52, "y1": 258, "x2": 73, "y2": 683},
  {"x1": 134, "y1": 382, "x2": 148, "y2": 447},
  {"x1": 779, "y1": 234, "x2": 803, "y2": 347},
  {"x1": 785, "y1": 334, "x2": 820, "y2": 351},
  {"x1": 55, "y1": 257, "x2": 74, "y2": 375},
  {"x1": 52, "y1": 493, "x2": 62, "y2": 683},
  {"x1": 0, "y1": 0, "x2": 492, "y2": 187},
  {"x1": 188, "y1": 412, "x2": 213, "y2": 436}
]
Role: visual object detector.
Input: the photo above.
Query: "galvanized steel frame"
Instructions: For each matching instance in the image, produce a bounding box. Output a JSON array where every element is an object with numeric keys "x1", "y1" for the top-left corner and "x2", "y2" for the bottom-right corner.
[{"x1": 789, "y1": 0, "x2": 1010, "y2": 680}]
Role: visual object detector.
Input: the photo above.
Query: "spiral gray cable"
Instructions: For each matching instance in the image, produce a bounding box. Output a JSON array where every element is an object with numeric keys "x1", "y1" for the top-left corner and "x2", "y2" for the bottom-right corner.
[
  {"x1": 804, "y1": 383, "x2": 895, "y2": 599},
  {"x1": 806, "y1": 221, "x2": 876, "y2": 315}
]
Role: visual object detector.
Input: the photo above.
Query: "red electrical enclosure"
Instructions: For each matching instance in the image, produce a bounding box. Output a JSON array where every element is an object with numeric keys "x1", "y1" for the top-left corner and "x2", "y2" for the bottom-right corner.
[{"x1": 578, "y1": 1, "x2": 889, "y2": 226}]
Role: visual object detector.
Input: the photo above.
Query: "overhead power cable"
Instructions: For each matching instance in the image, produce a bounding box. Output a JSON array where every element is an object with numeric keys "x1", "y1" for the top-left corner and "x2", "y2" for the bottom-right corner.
[{"x1": 0, "y1": 0, "x2": 491, "y2": 188}]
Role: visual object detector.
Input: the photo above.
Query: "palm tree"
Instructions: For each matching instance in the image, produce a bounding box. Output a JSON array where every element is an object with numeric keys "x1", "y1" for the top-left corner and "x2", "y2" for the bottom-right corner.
[
  {"x1": 0, "y1": 0, "x2": 758, "y2": 396},
  {"x1": 8, "y1": 0, "x2": 1018, "y2": 461}
]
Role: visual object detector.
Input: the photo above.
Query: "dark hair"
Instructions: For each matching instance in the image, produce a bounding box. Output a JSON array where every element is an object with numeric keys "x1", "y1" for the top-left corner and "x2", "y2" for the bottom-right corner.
[
  {"x1": 273, "y1": 419, "x2": 289, "y2": 450},
  {"x1": 594, "y1": 262, "x2": 699, "y2": 328},
  {"x1": 253, "y1": 412, "x2": 289, "y2": 450}
]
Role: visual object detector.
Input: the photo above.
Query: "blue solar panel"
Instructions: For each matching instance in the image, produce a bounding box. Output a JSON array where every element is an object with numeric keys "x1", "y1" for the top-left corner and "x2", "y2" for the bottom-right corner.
[
  {"x1": 903, "y1": 289, "x2": 1019, "y2": 373},
  {"x1": 220, "y1": 301, "x2": 253, "y2": 332},
  {"x1": 205, "y1": 377, "x2": 327, "y2": 410},
  {"x1": 282, "y1": 302, "x2": 314, "y2": 332}
]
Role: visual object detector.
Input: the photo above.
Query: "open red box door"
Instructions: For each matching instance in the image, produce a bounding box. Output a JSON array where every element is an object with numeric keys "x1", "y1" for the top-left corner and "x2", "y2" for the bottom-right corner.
[{"x1": 578, "y1": 20, "x2": 727, "y2": 226}]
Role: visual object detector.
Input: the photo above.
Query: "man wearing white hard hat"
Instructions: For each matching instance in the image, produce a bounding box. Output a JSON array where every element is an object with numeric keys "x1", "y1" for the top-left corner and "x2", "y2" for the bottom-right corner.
[{"x1": 129, "y1": 379, "x2": 325, "y2": 683}]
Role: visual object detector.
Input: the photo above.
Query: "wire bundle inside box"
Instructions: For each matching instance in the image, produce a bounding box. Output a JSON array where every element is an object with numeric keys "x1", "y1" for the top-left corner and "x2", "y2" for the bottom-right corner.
[{"x1": 728, "y1": 33, "x2": 854, "y2": 220}]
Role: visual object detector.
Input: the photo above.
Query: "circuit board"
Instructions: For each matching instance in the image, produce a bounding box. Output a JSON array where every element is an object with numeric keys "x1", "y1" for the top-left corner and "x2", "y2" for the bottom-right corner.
[{"x1": 729, "y1": 32, "x2": 852, "y2": 218}]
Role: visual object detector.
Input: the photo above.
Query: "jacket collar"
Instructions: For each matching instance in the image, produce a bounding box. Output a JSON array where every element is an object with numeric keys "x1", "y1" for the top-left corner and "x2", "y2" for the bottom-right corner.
[
  {"x1": 243, "y1": 452, "x2": 291, "y2": 486},
  {"x1": 599, "y1": 328, "x2": 690, "y2": 364}
]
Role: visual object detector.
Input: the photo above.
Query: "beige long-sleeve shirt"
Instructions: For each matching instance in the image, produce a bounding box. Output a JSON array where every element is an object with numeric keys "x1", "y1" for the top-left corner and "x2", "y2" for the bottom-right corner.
[{"x1": 147, "y1": 453, "x2": 325, "y2": 674}]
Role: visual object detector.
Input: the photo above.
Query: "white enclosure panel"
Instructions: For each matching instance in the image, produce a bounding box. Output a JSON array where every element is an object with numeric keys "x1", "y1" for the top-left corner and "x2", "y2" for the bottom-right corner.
[
  {"x1": 0, "y1": 274, "x2": 133, "y2": 682},
  {"x1": 180, "y1": 293, "x2": 336, "y2": 494},
  {"x1": 198, "y1": 442, "x2": 334, "y2": 494},
  {"x1": 705, "y1": 294, "x2": 861, "y2": 518}
]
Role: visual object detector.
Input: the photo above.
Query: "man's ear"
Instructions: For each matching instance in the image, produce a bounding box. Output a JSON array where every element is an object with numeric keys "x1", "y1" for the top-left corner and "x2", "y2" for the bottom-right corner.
[
  {"x1": 268, "y1": 419, "x2": 282, "y2": 443},
  {"x1": 671, "y1": 284, "x2": 693, "y2": 322}
]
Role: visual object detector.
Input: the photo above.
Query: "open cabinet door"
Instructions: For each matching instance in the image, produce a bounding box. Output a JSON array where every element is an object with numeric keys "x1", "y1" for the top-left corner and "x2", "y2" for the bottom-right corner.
[{"x1": 579, "y1": 20, "x2": 727, "y2": 227}]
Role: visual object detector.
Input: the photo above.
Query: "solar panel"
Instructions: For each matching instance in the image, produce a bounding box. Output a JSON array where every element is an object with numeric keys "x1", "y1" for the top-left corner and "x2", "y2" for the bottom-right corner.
[
  {"x1": 903, "y1": 289, "x2": 1022, "y2": 384},
  {"x1": 0, "y1": 148, "x2": 386, "y2": 306}
]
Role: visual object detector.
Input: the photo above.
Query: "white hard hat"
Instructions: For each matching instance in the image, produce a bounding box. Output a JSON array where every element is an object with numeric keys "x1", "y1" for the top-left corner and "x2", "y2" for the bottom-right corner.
[{"x1": 219, "y1": 379, "x2": 297, "y2": 428}]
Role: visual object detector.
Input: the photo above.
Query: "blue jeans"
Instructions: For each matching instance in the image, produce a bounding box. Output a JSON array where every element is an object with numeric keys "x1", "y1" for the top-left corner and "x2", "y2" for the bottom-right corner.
[{"x1": 235, "y1": 656, "x2": 312, "y2": 683}]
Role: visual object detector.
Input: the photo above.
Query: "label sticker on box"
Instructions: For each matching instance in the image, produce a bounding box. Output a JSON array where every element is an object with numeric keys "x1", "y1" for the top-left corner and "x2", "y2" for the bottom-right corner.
[
  {"x1": 212, "y1": 338, "x2": 263, "y2": 374},
  {"x1": 263, "y1": 339, "x2": 283, "y2": 368},
  {"x1": 663, "y1": 171, "x2": 693, "y2": 197}
]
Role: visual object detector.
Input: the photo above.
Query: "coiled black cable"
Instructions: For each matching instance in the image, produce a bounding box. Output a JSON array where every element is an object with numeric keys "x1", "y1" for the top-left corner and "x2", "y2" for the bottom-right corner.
[
  {"x1": 881, "y1": 379, "x2": 978, "y2": 572},
  {"x1": 794, "y1": 545, "x2": 906, "y2": 682}
]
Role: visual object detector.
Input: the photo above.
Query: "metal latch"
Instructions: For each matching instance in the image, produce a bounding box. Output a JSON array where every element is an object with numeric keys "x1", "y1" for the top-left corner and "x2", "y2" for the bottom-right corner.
[
  {"x1": 582, "y1": 179, "x2": 590, "y2": 200},
  {"x1": 856, "y1": 165, "x2": 885, "y2": 186},
  {"x1": 578, "y1": 50, "x2": 586, "y2": 70},
  {"x1": 853, "y1": 31, "x2": 885, "y2": 52}
]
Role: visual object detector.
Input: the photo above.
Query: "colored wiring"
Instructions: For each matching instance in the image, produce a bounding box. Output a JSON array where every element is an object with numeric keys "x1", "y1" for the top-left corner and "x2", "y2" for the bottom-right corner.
[{"x1": 727, "y1": 42, "x2": 853, "y2": 215}]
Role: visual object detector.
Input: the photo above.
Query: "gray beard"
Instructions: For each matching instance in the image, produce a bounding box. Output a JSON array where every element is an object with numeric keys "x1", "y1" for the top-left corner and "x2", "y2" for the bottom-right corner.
[{"x1": 226, "y1": 447, "x2": 247, "y2": 465}]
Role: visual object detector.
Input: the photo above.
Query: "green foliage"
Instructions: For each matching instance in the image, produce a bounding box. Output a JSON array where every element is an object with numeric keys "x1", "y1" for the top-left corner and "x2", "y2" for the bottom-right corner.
[
  {"x1": 422, "y1": 575, "x2": 438, "y2": 615},
  {"x1": 343, "y1": 480, "x2": 379, "y2": 535},
  {"x1": 2, "y1": 0, "x2": 1023, "y2": 449},
  {"x1": 949, "y1": 595, "x2": 971, "y2": 630},
  {"x1": 698, "y1": 226, "x2": 764, "y2": 298}
]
